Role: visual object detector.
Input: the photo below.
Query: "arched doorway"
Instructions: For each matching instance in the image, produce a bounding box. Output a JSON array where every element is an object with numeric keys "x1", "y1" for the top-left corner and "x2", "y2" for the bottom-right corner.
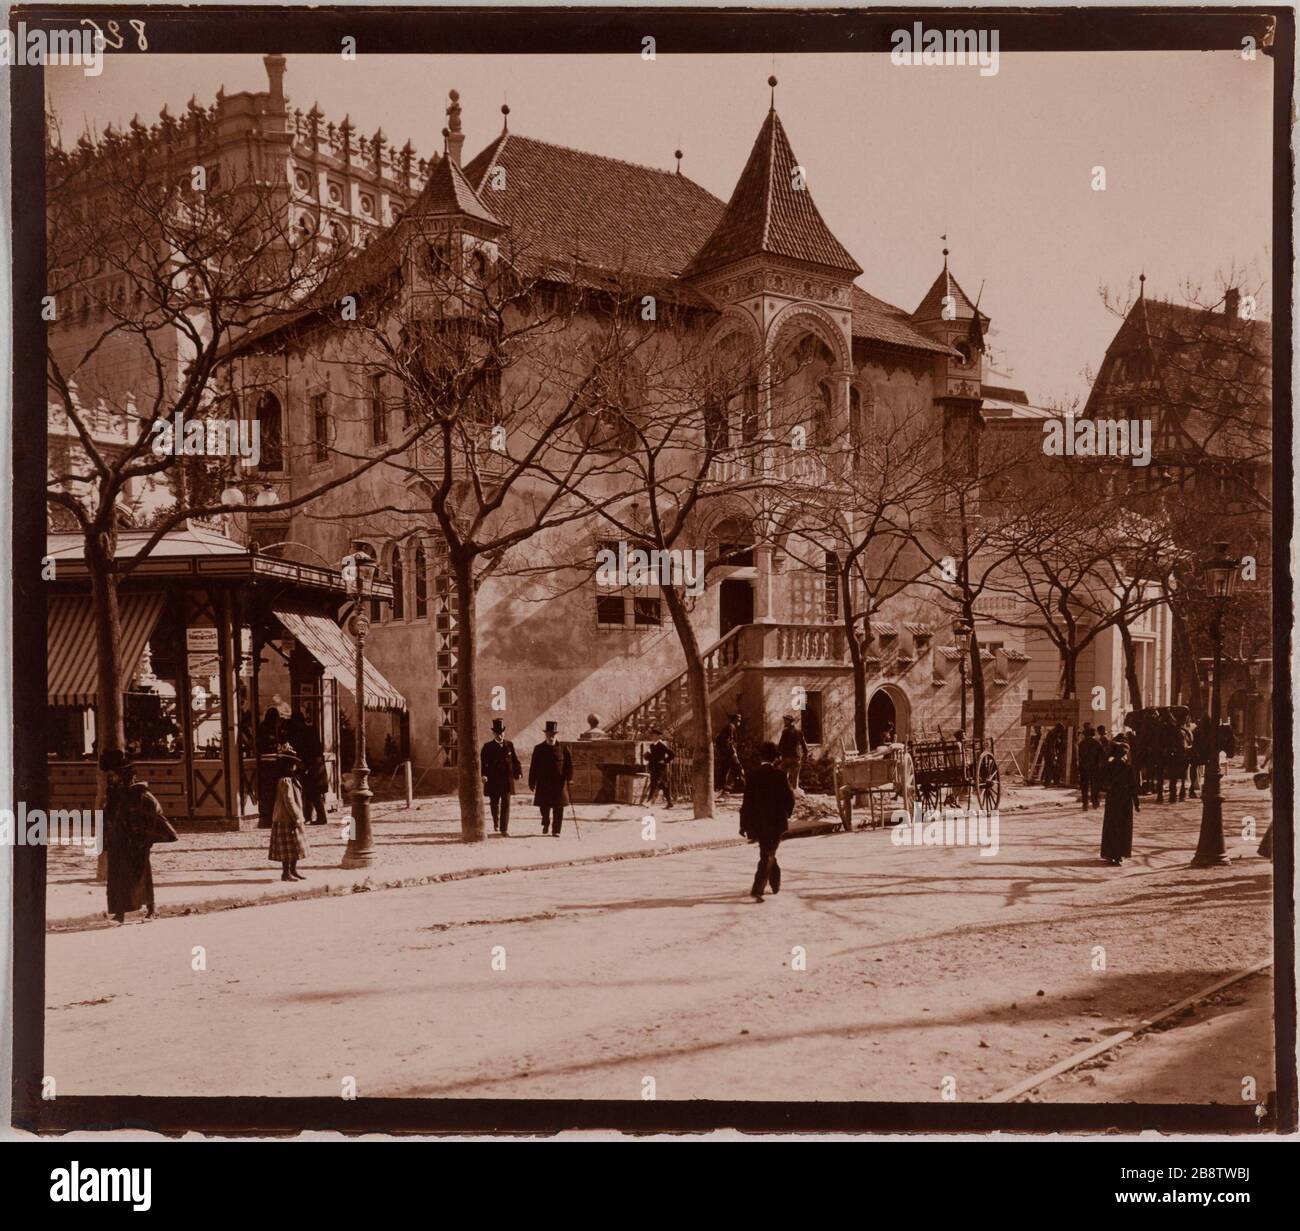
[{"x1": 867, "y1": 684, "x2": 911, "y2": 748}]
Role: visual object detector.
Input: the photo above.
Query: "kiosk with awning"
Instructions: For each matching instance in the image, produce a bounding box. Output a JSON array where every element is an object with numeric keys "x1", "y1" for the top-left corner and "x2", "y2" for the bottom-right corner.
[{"x1": 46, "y1": 524, "x2": 402, "y2": 830}]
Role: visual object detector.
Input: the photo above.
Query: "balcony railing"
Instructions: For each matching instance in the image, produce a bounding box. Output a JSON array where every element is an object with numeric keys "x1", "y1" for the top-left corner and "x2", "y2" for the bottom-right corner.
[{"x1": 706, "y1": 445, "x2": 830, "y2": 488}]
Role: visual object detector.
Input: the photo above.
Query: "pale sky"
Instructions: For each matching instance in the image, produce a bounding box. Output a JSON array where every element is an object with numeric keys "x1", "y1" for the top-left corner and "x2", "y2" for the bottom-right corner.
[{"x1": 48, "y1": 49, "x2": 1274, "y2": 405}]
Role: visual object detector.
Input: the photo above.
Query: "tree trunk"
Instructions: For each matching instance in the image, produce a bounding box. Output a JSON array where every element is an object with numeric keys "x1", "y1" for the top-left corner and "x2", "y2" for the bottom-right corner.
[
  {"x1": 87, "y1": 528, "x2": 126, "y2": 759},
  {"x1": 966, "y1": 615, "x2": 986, "y2": 746},
  {"x1": 843, "y1": 577, "x2": 867, "y2": 753},
  {"x1": 87, "y1": 527, "x2": 124, "y2": 884},
  {"x1": 1169, "y1": 595, "x2": 1203, "y2": 714},
  {"x1": 452, "y1": 550, "x2": 487, "y2": 842},
  {"x1": 1118, "y1": 619, "x2": 1142, "y2": 712},
  {"x1": 661, "y1": 583, "x2": 713, "y2": 819}
]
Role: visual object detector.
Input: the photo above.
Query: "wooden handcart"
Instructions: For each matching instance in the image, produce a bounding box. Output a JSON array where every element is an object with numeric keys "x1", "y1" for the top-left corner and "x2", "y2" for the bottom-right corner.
[
  {"x1": 909, "y1": 734, "x2": 1001, "y2": 814},
  {"x1": 832, "y1": 743, "x2": 915, "y2": 831}
]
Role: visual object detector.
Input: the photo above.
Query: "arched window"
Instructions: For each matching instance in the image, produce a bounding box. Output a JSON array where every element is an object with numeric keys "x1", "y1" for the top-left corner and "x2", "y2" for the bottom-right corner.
[
  {"x1": 256, "y1": 392, "x2": 283, "y2": 471},
  {"x1": 414, "y1": 544, "x2": 428, "y2": 618},
  {"x1": 389, "y1": 545, "x2": 405, "y2": 621},
  {"x1": 850, "y1": 383, "x2": 874, "y2": 452}
]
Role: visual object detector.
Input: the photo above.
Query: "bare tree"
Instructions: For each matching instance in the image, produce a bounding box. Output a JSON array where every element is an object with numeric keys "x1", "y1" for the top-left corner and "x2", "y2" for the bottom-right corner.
[{"x1": 46, "y1": 124, "x2": 432, "y2": 770}]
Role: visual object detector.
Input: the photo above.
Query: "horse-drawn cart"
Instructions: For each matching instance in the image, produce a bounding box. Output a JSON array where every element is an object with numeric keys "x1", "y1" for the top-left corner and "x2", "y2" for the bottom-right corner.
[
  {"x1": 909, "y1": 734, "x2": 1001, "y2": 813},
  {"x1": 832, "y1": 744, "x2": 915, "y2": 831}
]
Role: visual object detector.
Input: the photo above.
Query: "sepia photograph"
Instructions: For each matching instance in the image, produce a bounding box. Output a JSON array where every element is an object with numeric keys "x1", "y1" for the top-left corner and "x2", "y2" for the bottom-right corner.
[{"x1": 4, "y1": 4, "x2": 1293, "y2": 1158}]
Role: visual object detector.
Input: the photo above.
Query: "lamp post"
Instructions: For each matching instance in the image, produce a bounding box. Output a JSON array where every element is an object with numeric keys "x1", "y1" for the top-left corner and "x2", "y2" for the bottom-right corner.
[
  {"x1": 954, "y1": 618, "x2": 973, "y2": 738},
  {"x1": 1191, "y1": 542, "x2": 1239, "y2": 868},
  {"x1": 341, "y1": 549, "x2": 378, "y2": 869}
]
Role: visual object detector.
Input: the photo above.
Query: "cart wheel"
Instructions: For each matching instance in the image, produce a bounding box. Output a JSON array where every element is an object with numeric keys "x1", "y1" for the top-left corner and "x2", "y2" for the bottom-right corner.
[
  {"x1": 837, "y1": 786, "x2": 853, "y2": 832},
  {"x1": 897, "y1": 751, "x2": 915, "y2": 821},
  {"x1": 918, "y1": 782, "x2": 940, "y2": 814},
  {"x1": 975, "y1": 752, "x2": 1001, "y2": 813}
]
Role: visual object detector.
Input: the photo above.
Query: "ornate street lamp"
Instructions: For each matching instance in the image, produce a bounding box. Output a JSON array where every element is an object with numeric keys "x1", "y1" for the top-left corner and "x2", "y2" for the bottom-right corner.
[
  {"x1": 340, "y1": 549, "x2": 378, "y2": 869},
  {"x1": 954, "y1": 618, "x2": 974, "y2": 739},
  {"x1": 1191, "y1": 542, "x2": 1239, "y2": 868}
]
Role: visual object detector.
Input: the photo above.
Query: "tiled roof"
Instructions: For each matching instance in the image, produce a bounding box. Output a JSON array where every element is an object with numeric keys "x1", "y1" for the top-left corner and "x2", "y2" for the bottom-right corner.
[
  {"x1": 1084, "y1": 295, "x2": 1271, "y2": 461},
  {"x1": 409, "y1": 152, "x2": 502, "y2": 225},
  {"x1": 851, "y1": 286, "x2": 955, "y2": 355},
  {"x1": 912, "y1": 263, "x2": 984, "y2": 323},
  {"x1": 463, "y1": 132, "x2": 726, "y2": 281},
  {"x1": 683, "y1": 109, "x2": 862, "y2": 278}
]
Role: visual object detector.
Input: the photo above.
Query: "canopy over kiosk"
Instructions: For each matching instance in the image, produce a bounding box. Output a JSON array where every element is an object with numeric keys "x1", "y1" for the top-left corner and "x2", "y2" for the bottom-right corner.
[{"x1": 46, "y1": 524, "x2": 402, "y2": 830}]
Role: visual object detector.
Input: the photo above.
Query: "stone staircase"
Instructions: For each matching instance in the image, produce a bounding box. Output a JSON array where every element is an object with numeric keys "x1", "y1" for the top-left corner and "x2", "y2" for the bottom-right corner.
[{"x1": 607, "y1": 622, "x2": 849, "y2": 740}]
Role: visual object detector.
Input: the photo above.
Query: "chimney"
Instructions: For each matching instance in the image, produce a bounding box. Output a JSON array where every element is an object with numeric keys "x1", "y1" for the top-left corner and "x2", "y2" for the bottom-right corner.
[
  {"x1": 443, "y1": 88, "x2": 464, "y2": 165},
  {"x1": 1224, "y1": 287, "x2": 1240, "y2": 319},
  {"x1": 263, "y1": 54, "x2": 287, "y2": 109}
]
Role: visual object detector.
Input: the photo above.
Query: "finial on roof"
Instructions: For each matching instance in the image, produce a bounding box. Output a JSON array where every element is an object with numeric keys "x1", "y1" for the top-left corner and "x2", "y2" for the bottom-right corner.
[
  {"x1": 768, "y1": 75, "x2": 778, "y2": 110},
  {"x1": 501, "y1": 101, "x2": 510, "y2": 133},
  {"x1": 674, "y1": 148, "x2": 683, "y2": 174},
  {"x1": 1139, "y1": 271, "x2": 1146, "y2": 299},
  {"x1": 444, "y1": 88, "x2": 465, "y2": 165}
]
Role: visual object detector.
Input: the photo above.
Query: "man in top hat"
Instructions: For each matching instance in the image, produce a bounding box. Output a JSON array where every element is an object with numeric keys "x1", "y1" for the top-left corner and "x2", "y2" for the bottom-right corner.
[
  {"x1": 480, "y1": 718, "x2": 522, "y2": 834},
  {"x1": 528, "y1": 720, "x2": 573, "y2": 836}
]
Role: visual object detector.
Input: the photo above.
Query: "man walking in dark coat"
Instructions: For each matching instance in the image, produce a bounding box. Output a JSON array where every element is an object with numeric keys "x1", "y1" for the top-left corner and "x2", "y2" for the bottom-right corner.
[
  {"x1": 739, "y1": 741, "x2": 796, "y2": 901},
  {"x1": 528, "y1": 720, "x2": 572, "y2": 836},
  {"x1": 643, "y1": 728, "x2": 675, "y2": 807},
  {"x1": 1100, "y1": 736, "x2": 1140, "y2": 866},
  {"x1": 1077, "y1": 723, "x2": 1104, "y2": 810},
  {"x1": 481, "y1": 717, "x2": 522, "y2": 834},
  {"x1": 715, "y1": 713, "x2": 745, "y2": 796},
  {"x1": 776, "y1": 714, "x2": 808, "y2": 791}
]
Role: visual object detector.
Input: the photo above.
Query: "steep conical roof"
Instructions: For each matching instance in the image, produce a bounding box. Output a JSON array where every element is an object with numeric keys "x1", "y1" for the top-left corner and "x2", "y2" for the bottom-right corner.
[
  {"x1": 409, "y1": 151, "x2": 502, "y2": 226},
  {"x1": 912, "y1": 259, "x2": 981, "y2": 323},
  {"x1": 683, "y1": 108, "x2": 861, "y2": 278}
]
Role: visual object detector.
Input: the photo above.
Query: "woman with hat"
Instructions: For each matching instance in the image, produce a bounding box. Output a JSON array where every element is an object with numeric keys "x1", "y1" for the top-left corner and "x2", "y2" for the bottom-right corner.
[
  {"x1": 268, "y1": 744, "x2": 309, "y2": 880},
  {"x1": 101, "y1": 748, "x2": 176, "y2": 923},
  {"x1": 1099, "y1": 734, "x2": 1140, "y2": 866}
]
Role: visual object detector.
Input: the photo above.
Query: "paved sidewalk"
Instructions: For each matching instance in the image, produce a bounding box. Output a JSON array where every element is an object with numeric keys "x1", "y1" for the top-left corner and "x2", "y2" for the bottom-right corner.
[{"x1": 43, "y1": 776, "x2": 1238, "y2": 931}]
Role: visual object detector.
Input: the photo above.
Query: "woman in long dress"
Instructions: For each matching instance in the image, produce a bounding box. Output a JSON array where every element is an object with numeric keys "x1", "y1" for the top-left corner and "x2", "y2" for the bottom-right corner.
[
  {"x1": 268, "y1": 745, "x2": 309, "y2": 881},
  {"x1": 102, "y1": 749, "x2": 175, "y2": 922},
  {"x1": 1100, "y1": 736, "x2": 1140, "y2": 866}
]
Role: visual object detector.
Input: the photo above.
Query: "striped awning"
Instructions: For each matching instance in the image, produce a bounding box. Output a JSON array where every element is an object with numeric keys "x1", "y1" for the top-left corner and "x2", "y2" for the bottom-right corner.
[
  {"x1": 1003, "y1": 647, "x2": 1031, "y2": 662},
  {"x1": 48, "y1": 593, "x2": 166, "y2": 706},
  {"x1": 872, "y1": 621, "x2": 898, "y2": 637},
  {"x1": 273, "y1": 606, "x2": 406, "y2": 712},
  {"x1": 903, "y1": 622, "x2": 932, "y2": 637},
  {"x1": 937, "y1": 646, "x2": 964, "y2": 661}
]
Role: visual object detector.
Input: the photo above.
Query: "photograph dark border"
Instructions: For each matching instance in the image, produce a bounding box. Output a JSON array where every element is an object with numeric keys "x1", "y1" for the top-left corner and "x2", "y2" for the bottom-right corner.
[{"x1": 10, "y1": 4, "x2": 1296, "y2": 1137}]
